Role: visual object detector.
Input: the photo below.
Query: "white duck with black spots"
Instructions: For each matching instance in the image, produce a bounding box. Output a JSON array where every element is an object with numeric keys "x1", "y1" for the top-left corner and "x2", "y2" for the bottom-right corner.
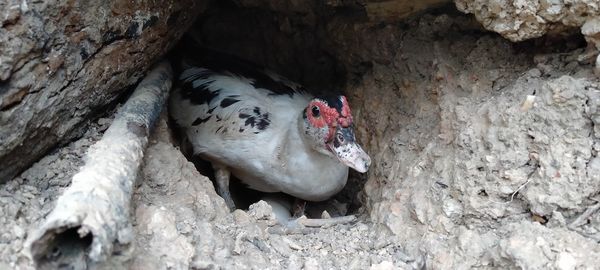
[{"x1": 169, "y1": 49, "x2": 371, "y2": 218}]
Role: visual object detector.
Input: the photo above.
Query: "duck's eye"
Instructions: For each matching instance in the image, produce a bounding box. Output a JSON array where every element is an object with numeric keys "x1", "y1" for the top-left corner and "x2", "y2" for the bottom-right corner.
[
  {"x1": 311, "y1": 106, "x2": 320, "y2": 117},
  {"x1": 336, "y1": 133, "x2": 344, "y2": 143}
]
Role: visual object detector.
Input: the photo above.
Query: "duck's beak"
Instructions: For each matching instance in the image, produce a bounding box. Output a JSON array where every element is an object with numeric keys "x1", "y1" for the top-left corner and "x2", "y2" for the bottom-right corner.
[{"x1": 327, "y1": 126, "x2": 371, "y2": 173}]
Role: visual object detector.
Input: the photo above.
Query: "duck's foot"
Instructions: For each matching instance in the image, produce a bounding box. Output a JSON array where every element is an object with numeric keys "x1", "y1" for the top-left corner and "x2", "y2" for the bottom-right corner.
[
  {"x1": 213, "y1": 165, "x2": 236, "y2": 211},
  {"x1": 291, "y1": 198, "x2": 307, "y2": 218}
]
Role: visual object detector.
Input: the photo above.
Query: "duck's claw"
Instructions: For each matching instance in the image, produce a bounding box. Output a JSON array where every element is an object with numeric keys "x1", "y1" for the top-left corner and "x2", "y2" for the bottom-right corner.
[{"x1": 291, "y1": 198, "x2": 307, "y2": 218}]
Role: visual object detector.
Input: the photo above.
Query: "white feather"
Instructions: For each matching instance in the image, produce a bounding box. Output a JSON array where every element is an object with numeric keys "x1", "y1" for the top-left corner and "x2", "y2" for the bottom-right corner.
[{"x1": 170, "y1": 66, "x2": 348, "y2": 201}]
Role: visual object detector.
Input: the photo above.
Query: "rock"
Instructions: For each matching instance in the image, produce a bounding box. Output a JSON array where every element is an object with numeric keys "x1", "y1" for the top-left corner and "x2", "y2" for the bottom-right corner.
[
  {"x1": 496, "y1": 222, "x2": 600, "y2": 269},
  {"x1": 0, "y1": 0, "x2": 207, "y2": 182},
  {"x1": 582, "y1": 17, "x2": 600, "y2": 49},
  {"x1": 248, "y1": 200, "x2": 276, "y2": 221},
  {"x1": 269, "y1": 235, "x2": 293, "y2": 257},
  {"x1": 555, "y1": 252, "x2": 577, "y2": 270},
  {"x1": 369, "y1": 261, "x2": 395, "y2": 270},
  {"x1": 454, "y1": 0, "x2": 600, "y2": 42},
  {"x1": 233, "y1": 209, "x2": 251, "y2": 225},
  {"x1": 286, "y1": 254, "x2": 303, "y2": 270},
  {"x1": 12, "y1": 225, "x2": 25, "y2": 239},
  {"x1": 303, "y1": 257, "x2": 321, "y2": 270},
  {"x1": 454, "y1": 1, "x2": 600, "y2": 71}
]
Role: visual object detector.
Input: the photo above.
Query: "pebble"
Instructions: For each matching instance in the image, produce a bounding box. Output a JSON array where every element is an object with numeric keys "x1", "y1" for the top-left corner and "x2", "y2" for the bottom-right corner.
[
  {"x1": 286, "y1": 254, "x2": 302, "y2": 270},
  {"x1": 248, "y1": 200, "x2": 275, "y2": 221},
  {"x1": 303, "y1": 257, "x2": 321, "y2": 270},
  {"x1": 12, "y1": 225, "x2": 25, "y2": 239},
  {"x1": 369, "y1": 261, "x2": 395, "y2": 270},
  {"x1": 232, "y1": 209, "x2": 250, "y2": 225},
  {"x1": 283, "y1": 237, "x2": 302, "y2": 250}
]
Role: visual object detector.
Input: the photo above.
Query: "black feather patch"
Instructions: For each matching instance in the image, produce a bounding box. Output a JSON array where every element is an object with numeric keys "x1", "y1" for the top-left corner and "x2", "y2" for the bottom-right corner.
[
  {"x1": 180, "y1": 78, "x2": 220, "y2": 106},
  {"x1": 243, "y1": 117, "x2": 256, "y2": 127},
  {"x1": 256, "y1": 118, "x2": 270, "y2": 130},
  {"x1": 192, "y1": 115, "x2": 211, "y2": 126},
  {"x1": 181, "y1": 48, "x2": 299, "y2": 97},
  {"x1": 238, "y1": 106, "x2": 270, "y2": 131},
  {"x1": 220, "y1": 98, "x2": 240, "y2": 108}
]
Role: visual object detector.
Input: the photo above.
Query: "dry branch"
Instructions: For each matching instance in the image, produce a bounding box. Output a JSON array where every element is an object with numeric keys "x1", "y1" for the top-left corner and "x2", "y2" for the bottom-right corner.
[{"x1": 25, "y1": 61, "x2": 173, "y2": 268}]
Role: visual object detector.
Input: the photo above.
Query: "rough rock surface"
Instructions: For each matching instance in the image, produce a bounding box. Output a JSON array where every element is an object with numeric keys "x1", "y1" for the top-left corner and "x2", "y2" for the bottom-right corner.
[
  {"x1": 454, "y1": 0, "x2": 600, "y2": 42},
  {"x1": 338, "y1": 12, "x2": 600, "y2": 270},
  {"x1": 195, "y1": 2, "x2": 600, "y2": 268},
  {"x1": 0, "y1": 0, "x2": 205, "y2": 182},
  {"x1": 454, "y1": 0, "x2": 600, "y2": 72}
]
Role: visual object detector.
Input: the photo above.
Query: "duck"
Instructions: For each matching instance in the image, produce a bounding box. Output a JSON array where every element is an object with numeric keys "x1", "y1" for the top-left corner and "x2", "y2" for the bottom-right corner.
[{"x1": 168, "y1": 46, "x2": 371, "y2": 217}]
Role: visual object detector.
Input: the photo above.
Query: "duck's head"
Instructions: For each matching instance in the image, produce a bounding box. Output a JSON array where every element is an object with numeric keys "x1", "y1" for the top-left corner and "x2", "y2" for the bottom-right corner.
[{"x1": 302, "y1": 95, "x2": 371, "y2": 173}]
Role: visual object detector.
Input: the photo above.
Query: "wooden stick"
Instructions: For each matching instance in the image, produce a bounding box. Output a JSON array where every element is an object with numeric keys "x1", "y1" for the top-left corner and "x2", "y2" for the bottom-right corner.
[
  {"x1": 25, "y1": 61, "x2": 172, "y2": 268},
  {"x1": 298, "y1": 215, "x2": 357, "y2": 227},
  {"x1": 267, "y1": 215, "x2": 358, "y2": 235}
]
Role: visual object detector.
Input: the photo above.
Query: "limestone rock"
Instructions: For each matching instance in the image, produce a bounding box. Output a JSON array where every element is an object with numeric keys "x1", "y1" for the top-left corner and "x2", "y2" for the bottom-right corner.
[{"x1": 0, "y1": 0, "x2": 206, "y2": 182}]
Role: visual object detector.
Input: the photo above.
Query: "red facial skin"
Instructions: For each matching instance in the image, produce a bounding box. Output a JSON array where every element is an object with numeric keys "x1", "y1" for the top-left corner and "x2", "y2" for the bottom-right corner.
[
  {"x1": 307, "y1": 96, "x2": 354, "y2": 143},
  {"x1": 338, "y1": 96, "x2": 353, "y2": 128}
]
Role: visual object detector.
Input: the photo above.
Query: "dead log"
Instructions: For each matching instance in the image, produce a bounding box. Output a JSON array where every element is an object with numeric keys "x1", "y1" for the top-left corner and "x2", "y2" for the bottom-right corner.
[{"x1": 25, "y1": 61, "x2": 172, "y2": 269}]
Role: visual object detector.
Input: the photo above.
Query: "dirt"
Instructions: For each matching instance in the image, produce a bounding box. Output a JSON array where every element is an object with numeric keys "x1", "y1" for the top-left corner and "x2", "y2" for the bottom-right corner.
[{"x1": 1, "y1": 6, "x2": 600, "y2": 270}]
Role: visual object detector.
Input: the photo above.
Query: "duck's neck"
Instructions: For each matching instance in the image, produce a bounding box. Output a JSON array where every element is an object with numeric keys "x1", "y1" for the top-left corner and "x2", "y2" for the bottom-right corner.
[
  {"x1": 277, "y1": 112, "x2": 332, "y2": 165},
  {"x1": 273, "y1": 111, "x2": 348, "y2": 200}
]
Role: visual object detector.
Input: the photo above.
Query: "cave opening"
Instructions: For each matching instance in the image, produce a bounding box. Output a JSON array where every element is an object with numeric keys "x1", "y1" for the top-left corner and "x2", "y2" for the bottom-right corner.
[{"x1": 167, "y1": 1, "x2": 370, "y2": 218}]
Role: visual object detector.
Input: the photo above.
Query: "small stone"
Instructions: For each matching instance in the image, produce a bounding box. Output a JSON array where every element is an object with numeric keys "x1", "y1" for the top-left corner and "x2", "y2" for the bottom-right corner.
[
  {"x1": 520, "y1": 95, "x2": 536, "y2": 112},
  {"x1": 321, "y1": 210, "x2": 331, "y2": 219},
  {"x1": 369, "y1": 261, "x2": 395, "y2": 270},
  {"x1": 527, "y1": 68, "x2": 542, "y2": 78},
  {"x1": 283, "y1": 237, "x2": 302, "y2": 250},
  {"x1": 12, "y1": 225, "x2": 25, "y2": 239},
  {"x1": 97, "y1": 117, "x2": 111, "y2": 126},
  {"x1": 248, "y1": 200, "x2": 275, "y2": 221},
  {"x1": 269, "y1": 235, "x2": 292, "y2": 256},
  {"x1": 555, "y1": 252, "x2": 576, "y2": 270},
  {"x1": 287, "y1": 254, "x2": 302, "y2": 270},
  {"x1": 232, "y1": 209, "x2": 250, "y2": 225},
  {"x1": 233, "y1": 232, "x2": 246, "y2": 255},
  {"x1": 303, "y1": 257, "x2": 320, "y2": 270},
  {"x1": 356, "y1": 223, "x2": 369, "y2": 232}
]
